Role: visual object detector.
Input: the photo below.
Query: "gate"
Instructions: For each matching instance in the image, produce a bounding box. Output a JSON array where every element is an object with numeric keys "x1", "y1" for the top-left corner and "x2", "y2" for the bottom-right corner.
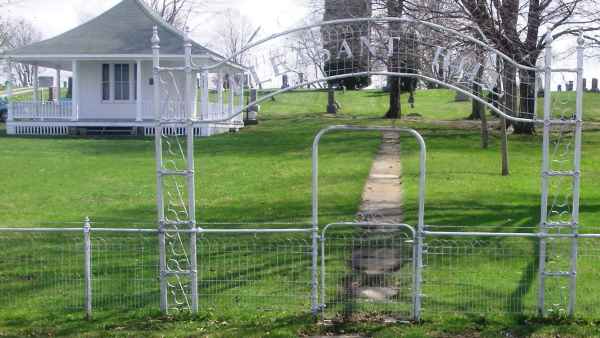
[
  {"x1": 320, "y1": 223, "x2": 417, "y2": 321},
  {"x1": 311, "y1": 126, "x2": 427, "y2": 321}
]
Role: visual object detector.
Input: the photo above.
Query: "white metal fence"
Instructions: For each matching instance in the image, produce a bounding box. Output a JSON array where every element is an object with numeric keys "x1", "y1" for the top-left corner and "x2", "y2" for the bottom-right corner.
[{"x1": 2, "y1": 225, "x2": 600, "y2": 321}]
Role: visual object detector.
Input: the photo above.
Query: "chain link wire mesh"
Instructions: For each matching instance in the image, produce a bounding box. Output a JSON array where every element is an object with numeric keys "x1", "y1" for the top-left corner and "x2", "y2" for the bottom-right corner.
[
  {"x1": 576, "y1": 239, "x2": 600, "y2": 319},
  {"x1": 320, "y1": 225, "x2": 415, "y2": 321},
  {"x1": 422, "y1": 237, "x2": 540, "y2": 317},
  {"x1": 0, "y1": 233, "x2": 85, "y2": 317},
  {"x1": 1, "y1": 230, "x2": 600, "y2": 320},
  {"x1": 198, "y1": 232, "x2": 313, "y2": 315}
]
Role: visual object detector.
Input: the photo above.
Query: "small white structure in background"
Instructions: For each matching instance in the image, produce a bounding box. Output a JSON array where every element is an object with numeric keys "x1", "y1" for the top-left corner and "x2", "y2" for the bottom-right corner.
[{"x1": 2, "y1": 0, "x2": 247, "y2": 137}]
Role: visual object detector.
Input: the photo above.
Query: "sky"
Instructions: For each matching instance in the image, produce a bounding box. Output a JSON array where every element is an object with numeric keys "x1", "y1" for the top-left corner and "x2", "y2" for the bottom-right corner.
[
  {"x1": 2, "y1": 0, "x2": 599, "y2": 88},
  {"x1": 3, "y1": 0, "x2": 310, "y2": 46}
]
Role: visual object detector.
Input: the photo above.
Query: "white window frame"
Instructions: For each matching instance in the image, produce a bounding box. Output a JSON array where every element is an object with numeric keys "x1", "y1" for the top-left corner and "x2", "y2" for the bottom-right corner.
[
  {"x1": 101, "y1": 62, "x2": 136, "y2": 103},
  {"x1": 101, "y1": 63, "x2": 110, "y2": 102},
  {"x1": 114, "y1": 63, "x2": 131, "y2": 101}
]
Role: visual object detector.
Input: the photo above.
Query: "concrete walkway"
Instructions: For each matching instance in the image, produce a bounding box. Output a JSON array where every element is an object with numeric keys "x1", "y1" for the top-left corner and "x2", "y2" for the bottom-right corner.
[
  {"x1": 357, "y1": 132, "x2": 403, "y2": 224},
  {"x1": 348, "y1": 132, "x2": 405, "y2": 303},
  {"x1": 315, "y1": 132, "x2": 404, "y2": 337}
]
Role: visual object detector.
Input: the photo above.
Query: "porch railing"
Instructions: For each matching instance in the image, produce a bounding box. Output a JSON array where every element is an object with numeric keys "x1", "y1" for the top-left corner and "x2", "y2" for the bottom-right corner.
[
  {"x1": 11, "y1": 100, "x2": 244, "y2": 124},
  {"x1": 142, "y1": 100, "x2": 244, "y2": 123},
  {"x1": 13, "y1": 101, "x2": 72, "y2": 121}
]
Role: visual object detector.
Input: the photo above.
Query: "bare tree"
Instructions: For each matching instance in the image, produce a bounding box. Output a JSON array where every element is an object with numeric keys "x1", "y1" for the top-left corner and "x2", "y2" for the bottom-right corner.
[
  {"x1": 3, "y1": 19, "x2": 41, "y2": 87},
  {"x1": 144, "y1": 0, "x2": 205, "y2": 29},
  {"x1": 214, "y1": 9, "x2": 257, "y2": 67},
  {"x1": 455, "y1": 0, "x2": 600, "y2": 134},
  {"x1": 289, "y1": 26, "x2": 328, "y2": 88}
]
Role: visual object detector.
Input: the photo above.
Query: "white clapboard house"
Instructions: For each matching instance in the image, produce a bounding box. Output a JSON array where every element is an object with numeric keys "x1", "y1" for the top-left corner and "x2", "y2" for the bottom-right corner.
[{"x1": 3, "y1": 0, "x2": 246, "y2": 136}]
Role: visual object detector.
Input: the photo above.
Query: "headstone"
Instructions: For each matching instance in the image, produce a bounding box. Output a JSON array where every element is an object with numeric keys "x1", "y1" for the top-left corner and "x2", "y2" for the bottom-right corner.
[
  {"x1": 566, "y1": 81, "x2": 574, "y2": 91},
  {"x1": 557, "y1": 84, "x2": 562, "y2": 92},
  {"x1": 327, "y1": 85, "x2": 337, "y2": 114},
  {"x1": 537, "y1": 77, "x2": 544, "y2": 97},
  {"x1": 281, "y1": 74, "x2": 289, "y2": 89},
  {"x1": 455, "y1": 91, "x2": 469, "y2": 102},
  {"x1": 583, "y1": 78, "x2": 588, "y2": 91},
  {"x1": 246, "y1": 88, "x2": 259, "y2": 125},
  {"x1": 592, "y1": 78, "x2": 599, "y2": 93}
]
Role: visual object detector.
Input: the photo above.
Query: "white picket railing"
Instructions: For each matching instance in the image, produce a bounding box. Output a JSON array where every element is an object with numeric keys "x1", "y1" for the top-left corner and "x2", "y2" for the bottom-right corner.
[
  {"x1": 142, "y1": 100, "x2": 244, "y2": 123},
  {"x1": 13, "y1": 101, "x2": 72, "y2": 121},
  {"x1": 11, "y1": 100, "x2": 244, "y2": 124}
]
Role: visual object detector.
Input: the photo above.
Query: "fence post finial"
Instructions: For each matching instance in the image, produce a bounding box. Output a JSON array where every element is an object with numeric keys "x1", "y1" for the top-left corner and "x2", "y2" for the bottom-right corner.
[
  {"x1": 152, "y1": 26, "x2": 160, "y2": 48},
  {"x1": 577, "y1": 31, "x2": 585, "y2": 47},
  {"x1": 183, "y1": 26, "x2": 191, "y2": 43}
]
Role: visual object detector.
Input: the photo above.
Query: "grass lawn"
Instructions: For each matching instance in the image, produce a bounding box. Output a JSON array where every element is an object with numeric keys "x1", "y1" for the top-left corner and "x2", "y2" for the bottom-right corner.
[
  {"x1": 259, "y1": 89, "x2": 600, "y2": 122},
  {"x1": 1, "y1": 89, "x2": 600, "y2": 337}
]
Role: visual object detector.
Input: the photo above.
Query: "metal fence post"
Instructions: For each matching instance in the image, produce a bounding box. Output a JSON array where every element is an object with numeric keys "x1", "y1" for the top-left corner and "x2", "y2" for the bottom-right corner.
[
  {"x1": 184, "y1": 27, "x2": 199, "y2": 315},
  {"x1": 568, "y1": 32, "x2": 585, "y2": 317},
  {"x1": 311, "y1": 129, "x2": 321, "y2": 316},
  {"x1": 83, "y1": 217, "x2": 92, "y2": 320},
  {"x1": 311, "y1": 227, "x2": 319, "y2": 316},
  {"x1": 538, "y1": 30, "x2": 553, "y2": 317},
  {"x1": 151, "y1": 26, "x2": 168, "y2": 314}
]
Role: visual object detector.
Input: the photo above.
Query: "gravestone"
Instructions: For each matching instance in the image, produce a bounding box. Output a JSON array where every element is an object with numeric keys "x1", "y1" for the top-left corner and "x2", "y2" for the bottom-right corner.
[
  {"x1": 455, "y1": 91, "x2": 469, "y2": 102},
  {"x1": 281, "y1": 74, "x2": 289, "y2": 89},
  {"x1": 537, "y1": 77, "x2": 545, "y2": 97},
  {"x1": 245, "y1": 88, "x2": 259, "y2": 125},
  {"x1": 592, "y1": 78, "x2": 599, "y2": 93},
  {"x1": 327, "y1": 85, "x2": 338, "y2": 114},
  {"x1": 566, "y1": 81, "x2": 574, "y2": 91}
]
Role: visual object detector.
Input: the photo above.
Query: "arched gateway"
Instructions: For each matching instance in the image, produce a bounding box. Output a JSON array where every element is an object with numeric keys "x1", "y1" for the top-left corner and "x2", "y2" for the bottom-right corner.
[{"x1": 151, "y1": 18, "x2": 588, "y2": 320}]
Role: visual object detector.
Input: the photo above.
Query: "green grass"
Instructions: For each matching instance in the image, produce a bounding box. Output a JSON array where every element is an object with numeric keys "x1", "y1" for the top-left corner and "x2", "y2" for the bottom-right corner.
[
  {"x1": 259, "y1": 89, "x2": 600, "y2": 121},
  {"x1": 1, "y1": 89, "x2": 600, "y2": 336}
]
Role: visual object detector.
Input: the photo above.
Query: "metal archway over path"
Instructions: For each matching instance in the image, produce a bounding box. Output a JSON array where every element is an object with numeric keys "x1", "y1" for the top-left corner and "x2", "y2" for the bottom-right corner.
[{"x1": 151, "y1": 18, "x2": 589, "y2": 319}]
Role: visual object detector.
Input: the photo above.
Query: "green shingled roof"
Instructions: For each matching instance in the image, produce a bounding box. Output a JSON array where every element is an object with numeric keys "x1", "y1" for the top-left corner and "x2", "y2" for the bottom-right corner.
[{"x1": 7, "y1": 0, "x2": 216, "y2": 56}]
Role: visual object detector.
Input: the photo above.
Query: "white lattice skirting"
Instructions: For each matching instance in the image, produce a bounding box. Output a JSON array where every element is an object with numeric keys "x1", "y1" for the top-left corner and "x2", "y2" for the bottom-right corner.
[{"x1": 6, "y1": 122, "x2": 241, "y2": 137}]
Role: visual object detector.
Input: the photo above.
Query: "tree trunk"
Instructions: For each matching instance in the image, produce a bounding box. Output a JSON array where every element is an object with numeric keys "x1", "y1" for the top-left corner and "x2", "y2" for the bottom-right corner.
[
  {"x1": 480, "y1": 103, "x2": 489, "y2": 149},
  {"x1": 470, "y1": 60, "x2": 488, "y2": 148},
  {"x1": 491, "y1": 61, "x2": 512, "y2": 176},
  {"x1": 385, "y1": 77, "x2": 401, "y2": 119},
  {"x1": 514, "y1": 68, "x2": 536, "y2": 134},
  {"x1": 500, "y1": 117, "x2": 509, "y2": 176},
  {"x1": 468, "y1": 68, "x2": 484, "y2": 120},
  {"x1": 385, "y1": 0, "x2": 404, "y2": 119},
  {"x1": 502, "y1": 63, "x2": 518, "y2": 129}
]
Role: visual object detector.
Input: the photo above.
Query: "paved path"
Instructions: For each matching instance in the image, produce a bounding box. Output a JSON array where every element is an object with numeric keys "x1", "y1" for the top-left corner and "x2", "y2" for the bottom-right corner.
[
  {"x1": 350, "y1": 132, "x2": 404, "y2": 302},
  {"x1": 316, "y1": 133, "x2": 404, "y2": 336},
  {"x1": 357, "y1": 132, "x2": 403, "y2": 224}
]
